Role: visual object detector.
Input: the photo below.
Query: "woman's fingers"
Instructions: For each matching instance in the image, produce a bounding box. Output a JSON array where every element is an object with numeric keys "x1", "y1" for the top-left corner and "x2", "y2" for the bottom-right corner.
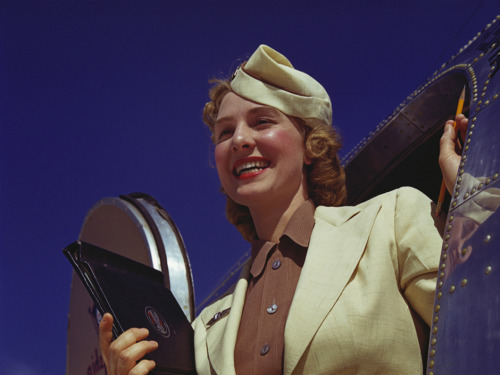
[
  {"x1": 129, "y1": 359, "x2": 157, "y2": 375},
  {"x1": 455, "y1": 114, "x2": 469, "y2": 143},
  {"x1": 99, "y1": 313, "x2": 114, "y2": 369},
  {"x1": 438, "y1": 115, "x2": 470, "y2": 194},
  {"x1": 114, "y1": 339, "x2": 159, "y2": 375},
  {"x1": 98, "y1": 312, "x2": 158, "y2": 374},
  {"x1": 108, "y1": 328, "x2": 157, "y2": 373},
  {"x1": 439, "y1": 121, "x2": 461, "y2": 193}
]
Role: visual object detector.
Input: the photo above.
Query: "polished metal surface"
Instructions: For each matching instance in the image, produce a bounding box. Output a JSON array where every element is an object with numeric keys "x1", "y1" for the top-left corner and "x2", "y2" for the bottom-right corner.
[
  {"x1": 133, "y1": 195, "x2": 195, "y2": 322},
  {"x1": 342, "y1": 15, "x2": 500, "y2": 375},
  {"x1": 67, "y1": 194, "x2": 195, "y2": 375}
]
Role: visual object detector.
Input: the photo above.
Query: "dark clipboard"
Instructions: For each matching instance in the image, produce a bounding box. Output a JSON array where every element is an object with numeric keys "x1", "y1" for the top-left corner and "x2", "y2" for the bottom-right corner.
[{"x1": 63, "y1": 240, "x2": 196, "y2": 375}]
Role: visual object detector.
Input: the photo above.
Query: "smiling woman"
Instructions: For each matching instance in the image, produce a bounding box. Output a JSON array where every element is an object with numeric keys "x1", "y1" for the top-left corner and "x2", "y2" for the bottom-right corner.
[
  {"x1": 205, "y1": 75, "x2": 346, "y2": 242},
  {"x1": 98, "y1": 44, "x2": 462, "y2": 375},
  {"x1": 213, "y1": 93, "x2": 311, "y2": 242}
]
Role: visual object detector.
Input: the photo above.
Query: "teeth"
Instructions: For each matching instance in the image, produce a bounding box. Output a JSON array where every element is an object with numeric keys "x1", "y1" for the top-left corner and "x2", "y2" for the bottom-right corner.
[{"x1": 235, "y1": 160, "x2": 269, "y2": 176}]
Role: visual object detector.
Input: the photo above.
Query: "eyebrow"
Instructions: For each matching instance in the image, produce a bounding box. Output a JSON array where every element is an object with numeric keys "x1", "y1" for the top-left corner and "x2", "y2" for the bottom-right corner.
[{"x1": 215, "y1": 106, "x2": 282, "y2": 126}]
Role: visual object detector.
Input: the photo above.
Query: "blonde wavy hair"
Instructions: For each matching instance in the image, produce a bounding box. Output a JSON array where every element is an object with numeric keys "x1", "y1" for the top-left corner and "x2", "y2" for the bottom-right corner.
[{"x1": 203, "y1": 80, "x2": 346, "y2": 241}]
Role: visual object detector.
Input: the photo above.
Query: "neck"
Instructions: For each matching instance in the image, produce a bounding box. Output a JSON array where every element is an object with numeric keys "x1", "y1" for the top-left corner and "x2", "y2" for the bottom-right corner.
[{"x1": 249, "y1": 179, "x2": 309, "y2": 243}]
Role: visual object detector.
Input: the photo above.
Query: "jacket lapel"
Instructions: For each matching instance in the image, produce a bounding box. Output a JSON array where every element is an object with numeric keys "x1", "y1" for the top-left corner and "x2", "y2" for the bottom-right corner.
[
  {"x1": 202, "y1": 261, "x2": 251, "y2": 375},
  {"x1": 283, "y1": 202, "x2": 381, "y2": 375}
]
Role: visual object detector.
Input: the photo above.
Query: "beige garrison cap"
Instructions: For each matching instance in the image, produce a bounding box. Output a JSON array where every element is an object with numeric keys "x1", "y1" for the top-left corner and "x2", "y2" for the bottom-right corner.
[{"x1": 230, "y1": 45, "x2": 332, "y2": 126}]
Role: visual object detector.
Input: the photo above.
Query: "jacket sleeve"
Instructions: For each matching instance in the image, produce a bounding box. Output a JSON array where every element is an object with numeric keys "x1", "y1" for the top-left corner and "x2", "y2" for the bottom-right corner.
[{"x1": 393, "y1": 187, "x2": 444, "y2": 326}]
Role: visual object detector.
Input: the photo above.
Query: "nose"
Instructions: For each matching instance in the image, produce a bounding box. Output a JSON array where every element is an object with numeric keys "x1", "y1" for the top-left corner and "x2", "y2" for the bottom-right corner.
[{"x1": 231, "y1": 123, "x2": 255, "y2": 152}]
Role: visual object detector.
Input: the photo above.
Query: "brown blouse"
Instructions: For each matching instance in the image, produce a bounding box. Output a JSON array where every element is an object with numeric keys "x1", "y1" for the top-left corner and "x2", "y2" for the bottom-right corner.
[{"x1": 234, "y1": 200, "x2": 316, "y2": 375}]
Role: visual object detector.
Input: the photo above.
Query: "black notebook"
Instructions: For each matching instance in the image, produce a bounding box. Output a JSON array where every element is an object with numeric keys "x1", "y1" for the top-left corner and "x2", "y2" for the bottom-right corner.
[{"x1": 63, "y1": 241, "x2": 196, "y2": 375}]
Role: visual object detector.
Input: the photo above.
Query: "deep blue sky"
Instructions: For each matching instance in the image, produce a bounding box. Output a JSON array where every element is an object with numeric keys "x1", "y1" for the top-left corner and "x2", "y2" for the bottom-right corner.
[{"x1": 1, "y1": 1, "x2": 499, "y2": 373}]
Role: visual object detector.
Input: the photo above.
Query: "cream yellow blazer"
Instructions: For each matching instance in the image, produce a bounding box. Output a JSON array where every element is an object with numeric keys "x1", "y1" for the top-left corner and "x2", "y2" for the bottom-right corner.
[{"x1": 193, "y1": 187, "x2": 444, "y2": 375}]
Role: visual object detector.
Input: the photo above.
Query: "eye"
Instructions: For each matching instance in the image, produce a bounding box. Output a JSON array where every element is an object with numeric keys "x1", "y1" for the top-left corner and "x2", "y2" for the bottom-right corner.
[
  {"x1": 215, "y1": 128, "x2": 233, "y2": 143},
  {"x1": 255, "y1": 118, "x2": 274, "y2": 128}
]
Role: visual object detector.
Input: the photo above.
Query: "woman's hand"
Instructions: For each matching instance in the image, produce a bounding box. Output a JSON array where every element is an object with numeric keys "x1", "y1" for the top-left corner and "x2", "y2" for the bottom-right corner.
[
  {"x1": 99, "y1": 313, "x2": 159, "y2": 375},
  {"x1": 439, "y1": 114, "x2": 469, "y2": 193}
]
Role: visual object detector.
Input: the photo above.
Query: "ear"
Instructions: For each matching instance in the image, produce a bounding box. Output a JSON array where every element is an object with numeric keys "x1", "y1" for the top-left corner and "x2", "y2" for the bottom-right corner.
[{"x1": 303, "y1": 155, "x2": 313, "y2": 166}]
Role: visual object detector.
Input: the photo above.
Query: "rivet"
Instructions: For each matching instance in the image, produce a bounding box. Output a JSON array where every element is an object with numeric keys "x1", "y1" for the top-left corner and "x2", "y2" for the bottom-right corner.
[
  {"x1": 437, "y1": 291, "x2": 443, "y2": 299},
  {"x1": 429, "y1": 360, "x2": 435, "y2": 369},
  {"x1": 433, "y1": 326, "x2": 438, "y2": 334},
  {"x1": 485, "y1": 266, "x2": 492, "y2": 274},
  {"x1": 438, "y1": 281, "x2": 443, "y2": 289},
  {"x1": 462, "y1": 154, "x2": 467, "y2": 160},
  {"x1": 450, "y1": 285, "x2": 456, "y2": 293},
  {"x1": 494, "y1": 173, "x2": 498, "y2": 180},
  {"x1": 430, "y1": 349, "x2": 436, "y2": 357},
  {"x1": 440, "y1": 263, "x2": 446, "y2": 270},
  {"x1": 461, "y1": 279, "x2": 468, "y2": 287},
  {"x1": 445, "y1": 234, "x2": 450, "y2": 240},
  {"x1": 486, "y1": 178, "x2": 491, "y2": 184},
  {"x1": 459, "y1": 169, "x2": 465, "y2": 175},
  {"x1": 468, "y1": 131, "x2": 473, "y2": 136},
  {"x1": 442, "y1": 253, "x2": 448, "y2": 261},
  {"x1": 444, "y1": 243, "x2": 449, "y2": 250},
  {"x1": 464, "y1": 192, "x2": 469, "y2": 198},
  {"x1": 454, "y1": 191, "x2": 459, "y2": 197},
  {"x1": 449, "y1": 215, "x2": 454, "y2": 222},
  {"x1": 452, "y1": 201, "x2": 457, "y2": 207},
  {"x1": 439, "y1": 272, "x2": 445, "y2": 279},
  {"x1": 435, "y1": 305, "x2": 441, "y2": 313},
  {"x1": 471, "y1": 188, "x2": 476, "y2": 194},
  {"x1": 458, "y1": 176, "x2": 463, "y2": 182},
  {"x1": 494, "y1": 94, "x2": 499, "y2": 100},
  {"x1": 484, "y1": 234, "x2": 492, "y2": 243},
  {"x1": 431, "y1": 338, "x2": 437, "y2": 346},
  {"x1": 465, "y1": 145, "x2": 469, "y2": 151},
  {"x1": 447, "y1": 225, "x2": 452, "y2": 231},
  {"x1": 479, "y1": 183, "x2": 483, "y2": 189},
  {"x1": 461, "y1": 248, "x2": 468, "y2": 256},
  {"x1": 485, "y1": 100, "x2": 490, "y2": 106}
]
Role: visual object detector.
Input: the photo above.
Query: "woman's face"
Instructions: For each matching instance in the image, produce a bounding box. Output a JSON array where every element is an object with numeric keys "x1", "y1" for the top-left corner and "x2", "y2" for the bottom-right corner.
[{"x1": 214, "y1": 92, "x2": 310, "y2": 211}]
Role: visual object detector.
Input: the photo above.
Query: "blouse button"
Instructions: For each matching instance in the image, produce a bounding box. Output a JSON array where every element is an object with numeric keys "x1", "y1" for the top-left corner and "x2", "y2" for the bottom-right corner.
[
  {"x1": 267, "y1": 303, "x2": 278, "y2": 314},
  {"x1": 260, "y1": 344, "x2": 270, "y2": 355},
  {"x1": 272, "y1": 259, "x2": 281, "y2": 270}
]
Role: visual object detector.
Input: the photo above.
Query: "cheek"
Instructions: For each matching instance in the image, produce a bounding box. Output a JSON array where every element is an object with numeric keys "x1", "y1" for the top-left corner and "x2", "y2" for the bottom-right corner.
[
  {"x1": 214, "y1": 145, "x2": 229, "y2": 180},
  {"x1": 263, "y1": 129, "x2": 305, "y2": 159}
]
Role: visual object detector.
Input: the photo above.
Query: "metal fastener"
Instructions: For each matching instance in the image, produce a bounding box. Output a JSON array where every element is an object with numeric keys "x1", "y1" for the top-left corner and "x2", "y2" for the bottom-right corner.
[
  {"x1": 260, "y1": 344, "x2": 270, "y2": 355},
  {"x1": 267, "y1": 304, "x2": 278, "y2": 314}
]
